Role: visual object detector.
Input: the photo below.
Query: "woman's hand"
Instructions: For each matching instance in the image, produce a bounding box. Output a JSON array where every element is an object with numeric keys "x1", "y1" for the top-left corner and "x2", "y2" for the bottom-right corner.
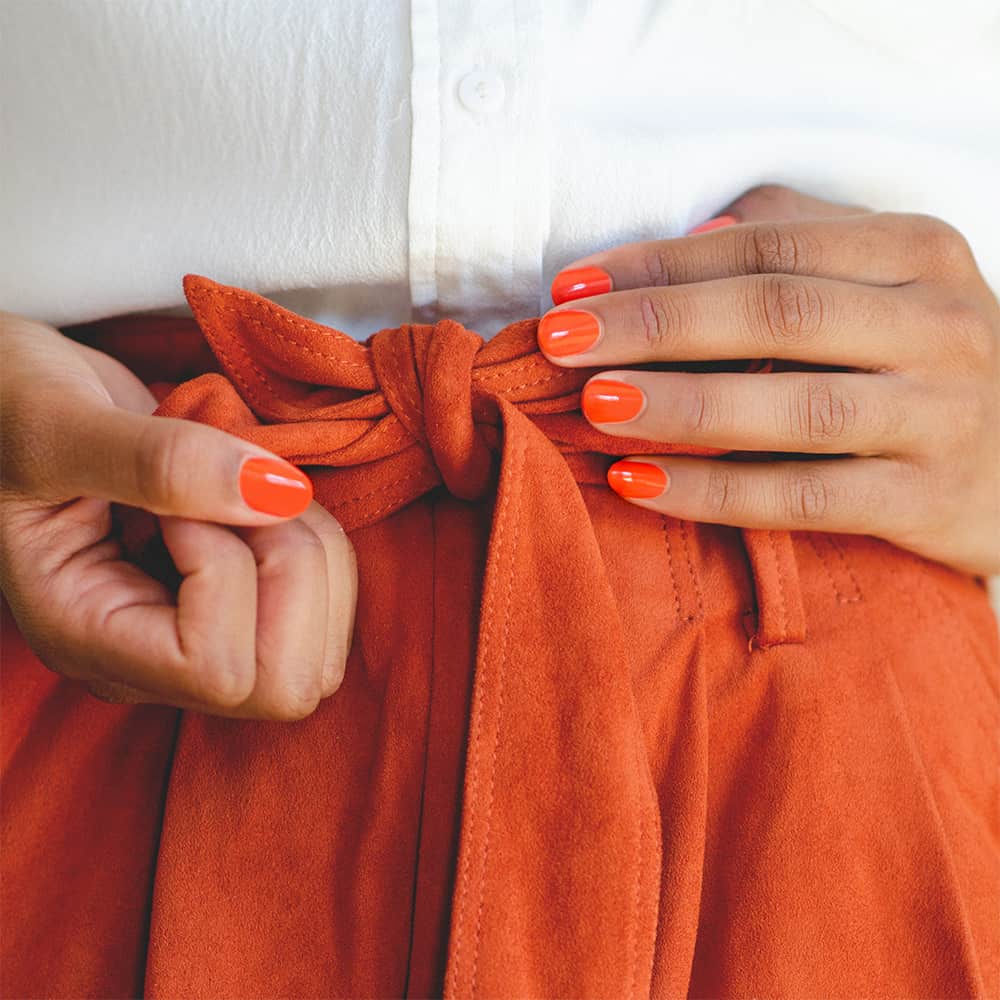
[
  {"x1": 0, "y1": 312, "x2": 357, "y2": 719},
  {"x1": 539, "y1": 185, "x2": 1000, "y2": 577}
]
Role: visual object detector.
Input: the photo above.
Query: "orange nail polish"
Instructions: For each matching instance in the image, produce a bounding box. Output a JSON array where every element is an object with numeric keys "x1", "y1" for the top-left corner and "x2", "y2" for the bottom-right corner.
[
  {"x1": 582, "y1": 379, "x2": 645, "y2": 424},
  {"x1": 239, "y1": 457, "x2": 313, "y2": 516},
  {"x1": 550, "y1": 266, "x2": 613, "y2": 305},
  {"x1": 607, "y1": 460, "x2": 668, "y2": 499},
  {"x1": 688, "y1": 214, "x2": 738, "y2": 235},
  {"x1": 537, "y1": 310, "x2": 601, "y2": 357}
]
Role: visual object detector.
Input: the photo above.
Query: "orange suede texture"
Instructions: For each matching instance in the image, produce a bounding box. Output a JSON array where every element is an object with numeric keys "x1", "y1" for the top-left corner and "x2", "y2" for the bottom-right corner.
[{"x1": 2, "y1": 276, "x2": 998, "y2": 998}]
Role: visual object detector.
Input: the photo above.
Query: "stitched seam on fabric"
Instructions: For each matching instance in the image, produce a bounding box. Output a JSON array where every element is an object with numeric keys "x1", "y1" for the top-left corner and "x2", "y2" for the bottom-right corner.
[
  {"x1": 333, "y1": 470, "x2": 433, "y2": 507},
  {"x1": 826, "y1": 535, "x2": 864, "y2": 602},
  {"x1": 628, "y1": 759, "x2": 646, "y2": 998},
  {"x1": 766, "y1": 530, "x2": 789, "y2": 640},
  {"x1": 230, "y1": 308, "x2": 371, "y2": 368},
  {"x1": 660, "y1": 518, "x2": 683, "y2": 627},
  {"x1": 679, "y1": 520, "x2": 705, "y2": 621},
  {"x1": 198, "y1": 289, "x2": 568, "y2": 395},
  {"x1": 206, "y1": 340, "x2": 271, "y2": 411},
  {"x1": 184, "y1": 295, "x2": 278, "y2": 398},
  {"x1": 477, "y1": 371, "x2": 571, "y2": 393},
  {"x1": 361, "y1": 487, "x2": 437, "y2": 523},
  {"x1": 403, "y1": 500, "x2": 438, "y2": 996},
  {"x1": 474, "y1": 355, "x2": 539, "y2": 379},
  {"x1": 468, "y1": 429, "x2": 526, "y2": 995},
  {"x1": 806, "y1": 534, "x2": 844, "y2": 603},
  {"x1": 449, "y1": 423, "x2": 523, "y2": 989},
  {"x1": 806, "y1": 534, "x2": 862, "y2": 605},
  {"x1": 193, "y1": 288, "x2": 373, "y2": 368}
]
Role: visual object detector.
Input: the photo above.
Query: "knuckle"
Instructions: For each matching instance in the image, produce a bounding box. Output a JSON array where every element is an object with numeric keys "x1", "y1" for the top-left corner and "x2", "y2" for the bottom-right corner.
[
  {"x1": 267, "y1": 678, "x2": 322, "y2": 722},
  {"x1": 195, "y1": 660, "x2": 256, "y2": 708},
  {"x1": 682, "y1": 383, "x2": 730, "y2": 438},
  {"x1": 640, "y1": 247, "x2": 672, "y2": 288},
  {"x1": 250, "y1": 518, "x2": 328, "y2": 582},
  {"x1": 705, "y1": 463, "x2": 745, "y2": 520},
  {"x1": 791, "y1": 378, "x2": 859, "y2": 447},
  {"x1": 741, "y1": 223, "x2": 820, "y2": 275},
  {"x1": 753, "y1": 275, "x2": 827, "y2": 347},
  {"x1": 938, "y1": 297, "x2": 996, "y2": 361},
  {"x1": 731, "y1": 184, "x2": 797, "y2": 219},
  {"x1": 283, "y1": 519, "x2": 329, "y2": 564},
  {"x1": 947, "y1": 384, "x2": 990, "y2": 445},
  {"x1": 782, "y1": 469, "x2": 835, "y2": 523},
  {"x1": 904, "y1": 214, "x2": 974, "y2": 275},
  {"x1": 637, "y1": 291, "x2": 683, "y2": 353},
  {"x1": 878, "y1": 387, "x2": 912, "y2": 445}
]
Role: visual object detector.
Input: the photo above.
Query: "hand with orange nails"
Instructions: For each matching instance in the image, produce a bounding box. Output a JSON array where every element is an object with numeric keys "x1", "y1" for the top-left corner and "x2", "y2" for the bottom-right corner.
[
  {"x1": 540, "y1": 185, "x2": 1000, "y2": 576},
  {"x1": 0, "y1": 312, "x2": 357, "y2": 719}
]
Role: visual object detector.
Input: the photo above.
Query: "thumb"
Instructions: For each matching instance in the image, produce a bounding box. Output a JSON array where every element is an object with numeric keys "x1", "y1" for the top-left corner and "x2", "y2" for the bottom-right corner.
[{"x1": 9, "y1": 387, "x2": 312, "y2": 524}]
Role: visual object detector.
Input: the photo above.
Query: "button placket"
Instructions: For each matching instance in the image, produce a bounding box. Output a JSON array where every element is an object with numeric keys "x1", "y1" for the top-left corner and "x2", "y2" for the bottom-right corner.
[{"x1": 408, "y1": 0, "x2": 547, "y2": 337}]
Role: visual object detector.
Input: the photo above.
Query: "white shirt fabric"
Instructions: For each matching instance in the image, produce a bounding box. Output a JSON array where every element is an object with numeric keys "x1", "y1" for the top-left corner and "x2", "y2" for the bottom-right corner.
[{"x1": 2, "y1": 0, "x2": 1000, "y2": 341}]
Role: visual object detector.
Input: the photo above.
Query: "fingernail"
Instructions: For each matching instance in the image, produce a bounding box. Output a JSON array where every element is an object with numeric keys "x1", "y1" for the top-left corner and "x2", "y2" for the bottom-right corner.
[
  {"x1": 582, "y1": 379, "x2": 646, "y2": 424},
  {"x1": 607, "y1": 460, "x2": 668, "y2": 499},
  {"x1": 239, "y1": 457, "x2": 313, "y2": 516},
  {"x1": 550, "y1": 266, "x2": 613, "y2": 305},
  {"x1": 537, "y1": 309, "x2": 601, "y2": 357},
  {"x1": 688, "y1": 214, "x2": 738, "y2": 235}
]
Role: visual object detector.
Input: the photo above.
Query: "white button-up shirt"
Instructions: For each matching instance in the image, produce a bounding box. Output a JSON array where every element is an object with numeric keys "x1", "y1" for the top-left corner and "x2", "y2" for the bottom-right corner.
[{"x1": 2, "y1": 0, "x2": 999, "y2": 339}]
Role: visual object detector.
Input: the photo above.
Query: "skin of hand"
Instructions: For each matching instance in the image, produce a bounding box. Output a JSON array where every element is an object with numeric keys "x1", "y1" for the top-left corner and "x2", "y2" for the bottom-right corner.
[
  {"x1": 540, "y1": 185, "x2": 1000, "y2": 577},
  {"x1": 0, "y1": 313, "x2": 357, "y2": 720}
]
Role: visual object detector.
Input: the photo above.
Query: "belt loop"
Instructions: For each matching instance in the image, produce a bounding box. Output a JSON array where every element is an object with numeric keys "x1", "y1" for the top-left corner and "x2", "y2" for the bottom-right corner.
[{"x1": 741, "y1": 529, "x2": 806, "y2": 649}]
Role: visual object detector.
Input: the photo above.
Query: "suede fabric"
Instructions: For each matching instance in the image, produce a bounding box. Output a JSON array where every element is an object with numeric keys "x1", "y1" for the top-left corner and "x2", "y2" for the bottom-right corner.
[{"x1": 2, "y1": 276, "x2": 998, "y2": 999}]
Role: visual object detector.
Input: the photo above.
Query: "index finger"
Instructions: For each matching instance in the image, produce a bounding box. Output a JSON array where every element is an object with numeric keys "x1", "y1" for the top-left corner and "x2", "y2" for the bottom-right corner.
[{"x1": 553, "y1": 213, "x2": 973, "y2": 296}]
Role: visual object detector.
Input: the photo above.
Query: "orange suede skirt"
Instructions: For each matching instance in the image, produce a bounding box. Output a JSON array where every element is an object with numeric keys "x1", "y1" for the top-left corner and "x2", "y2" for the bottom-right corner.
[{"x1": 2, "y1": 277, "x2": 998, "y2": 999}]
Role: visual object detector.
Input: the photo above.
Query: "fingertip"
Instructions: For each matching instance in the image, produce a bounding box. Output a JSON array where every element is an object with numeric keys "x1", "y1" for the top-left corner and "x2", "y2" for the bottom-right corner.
[
  {"x1": 687, "y1": 214, "x2": 740, "y2": 235},
  {"x1": 607, "y1": 459, "x2": 669, "y2": 500},
  {"x1": 537, "y1": 308, "x2": 603, "y2": 362},
  {"x1": 550, "y1": 265, "x2": 614, "y2": 305},
  {"x1": 238, "y1": 456, "x2": 313, "y2": 518}
]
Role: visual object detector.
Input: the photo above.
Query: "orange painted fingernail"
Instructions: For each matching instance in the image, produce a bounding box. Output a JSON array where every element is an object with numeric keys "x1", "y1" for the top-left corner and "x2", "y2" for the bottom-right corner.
[
  {"x1": 607, "y1": 460, "x2": 668, "y2": 499},
  {"x1": 688, "y1": 214, "x2": 738, "y2": 235},
  {"x1": 537, "y1": 309, "x2": 601, "y2": 357},
  {"x1": 550, "y1": 266, "x2": 613, "y2": 305},
  {"x1": 239, "y1": 457, "x2": 313, "y2": 516},
  {"x1": 582, "y1": 379, "x2": 645, "y2": 424}
]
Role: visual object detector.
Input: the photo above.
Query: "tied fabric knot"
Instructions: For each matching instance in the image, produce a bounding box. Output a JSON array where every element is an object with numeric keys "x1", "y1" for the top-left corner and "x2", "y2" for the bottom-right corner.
[
  {"x1": 370, "y1": 322, "x2": 493, "y2": 501},
  {"x1": 161, "y1": 275, "x2": 722, "y2": 529}
]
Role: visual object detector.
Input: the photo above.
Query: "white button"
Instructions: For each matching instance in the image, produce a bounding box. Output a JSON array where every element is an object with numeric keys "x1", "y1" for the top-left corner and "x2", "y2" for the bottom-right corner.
[{"x1": 457, "y1": 70, "x2": 506, "y2": 114}]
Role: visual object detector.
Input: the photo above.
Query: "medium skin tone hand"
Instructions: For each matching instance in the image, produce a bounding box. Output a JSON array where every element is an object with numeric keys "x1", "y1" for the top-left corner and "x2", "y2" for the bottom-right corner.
[
  {"x1": 0, "y1": 312, "x2": 357, "y2": 720},
  {"x1": 540, "y1": 185, "x2": 1000, "y2": 576}
]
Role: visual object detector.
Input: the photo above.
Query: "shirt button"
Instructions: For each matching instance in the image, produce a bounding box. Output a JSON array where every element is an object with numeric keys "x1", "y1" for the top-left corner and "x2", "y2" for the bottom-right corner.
[{"x1": 457, "y1": 70, "x2": 506, "y2": 114}]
